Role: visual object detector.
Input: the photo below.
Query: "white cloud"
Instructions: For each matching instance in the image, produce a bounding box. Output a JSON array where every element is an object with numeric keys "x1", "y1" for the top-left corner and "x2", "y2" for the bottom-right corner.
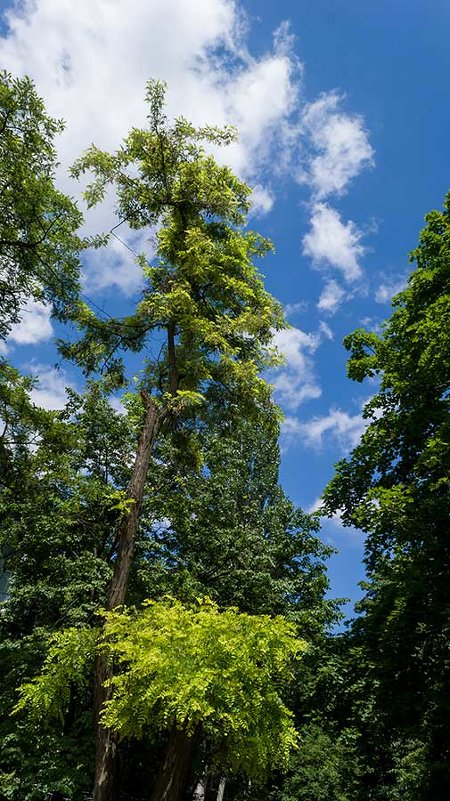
[
  {"x1": 0, "y1": 3, "x2": 300, "y2": 282},
  {"x1": 303, "y1": 203, "x2": 364, "y2": 282},
  {"x1": 280, "y1": 415, "x2": 303, "y2": 437},
  {"x1": 374, "y1": 275, "x2": 407, "y2": 304},
  {"x1": 301, "y1": 91, "x2": 374, "y2": 199},
  {"x1": 82, "y1": 226, "x2": 150, "y2": 295},
  {"x1": 306, "y1": 496, "x2": 323, "y2": 515},
  {"x1": 224, "y1": 33, "x2": 301, "y2": 177},
  {"x1": 295, "y1": 407, "x2": 367, "y2": 450},
  {"x1": 27, "y1": 363, "x2": 73, "y2": 410},
  {"x1": 272, "y1": 327, "x2": 321, "y2": 411},
  {"x1": 318, "y1": 320, "x2": 333, "y2": 340},
  {"x1": 359, "y1": 316, "x2": 382, "y2": 334},
  {"x1": 7, "y1": 300, "x2": 53, "y2": 346},
  {"x1": 284, "y1": 300, "x2": 308, "y2": 317},
  {"x1": 250, "y1": 185, "x2": 275, "y2": 216},
  {"x1": 317, "y1": 279, "x2": 346, "y2": 315},
  {"x1": 0, "y1": 2, "x2": 376, "y2": 308},
  {"x1": 307, "y1": 495, "x2": 346, "y2": 524},
  {"x1": 306, "y1": 496, "x2": 364, "y2": 549}
]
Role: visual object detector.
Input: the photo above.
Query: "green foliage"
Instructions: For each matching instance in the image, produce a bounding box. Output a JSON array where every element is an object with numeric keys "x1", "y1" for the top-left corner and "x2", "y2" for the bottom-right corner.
[
  {"x1": 14, "y1": 627, "x2": 98, "y2": 722},
  {"x1": 134, "y1": 412, "x2": 336, "y2": 636},
  {"x1": 16, "y1": 599, "x2": 305, "y2": 783},
  {"x1": 0, "y1": 76, "x2": 337, "y2": 801},
  {"x1": 0, "y1": 71, "x2": 82, "y2": 339},
  {"x1": 64, "y1": 80, "x2": 284, "y2": 410},
  {"x1": 324, "y1": 192, "x2": 450, "y2": 800},
  {"x1": 0, "y1": 381, "x2": 134, "y2": 800},
  {"x1": 273, "y1": 725, "x2": 361, "y2": 801},
  {"x1": 0, "y1": 382, "x2": 133, "y2": 629}
]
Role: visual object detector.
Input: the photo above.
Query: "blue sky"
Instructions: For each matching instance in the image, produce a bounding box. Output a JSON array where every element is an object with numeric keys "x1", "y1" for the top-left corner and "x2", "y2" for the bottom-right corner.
[{"x1": 1, "y1": 0, "x2": 449, "y2": 619}]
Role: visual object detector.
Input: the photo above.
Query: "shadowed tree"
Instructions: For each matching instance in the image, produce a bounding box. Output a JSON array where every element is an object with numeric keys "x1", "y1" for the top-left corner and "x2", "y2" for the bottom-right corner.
[{"x1": 324, "y1": 193, "x2": 450, "y2": 800}]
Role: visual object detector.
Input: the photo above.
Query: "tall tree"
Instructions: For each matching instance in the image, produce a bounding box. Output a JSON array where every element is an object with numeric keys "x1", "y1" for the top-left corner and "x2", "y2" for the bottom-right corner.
[
  {"x1": 323, "y1": 193, "x2": 450, "y2": 800},
  {"x1": 67, "y1": 80, "x2": 284, "y2": 801}
]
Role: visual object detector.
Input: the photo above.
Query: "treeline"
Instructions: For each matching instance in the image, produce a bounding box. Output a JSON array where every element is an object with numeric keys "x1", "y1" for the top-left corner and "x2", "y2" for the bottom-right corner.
[{"x1": 0, "y1": 71, "x2": 449, "y2": 801}]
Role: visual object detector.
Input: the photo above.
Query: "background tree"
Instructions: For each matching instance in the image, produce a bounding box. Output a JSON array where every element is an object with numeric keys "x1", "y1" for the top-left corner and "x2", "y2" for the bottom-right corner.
[
  {"x1": 0, "y1": 383, "x2": 133, "y2": 800},
  {"x1": 0, "y1": 71, "x2": 82, "y2": 339},
  {"x1": 134, "y1": 408, "x2": 335, "y2": 632},
  {"x1": 323, "y1": 193, "x2": 450, "y2": 800}
]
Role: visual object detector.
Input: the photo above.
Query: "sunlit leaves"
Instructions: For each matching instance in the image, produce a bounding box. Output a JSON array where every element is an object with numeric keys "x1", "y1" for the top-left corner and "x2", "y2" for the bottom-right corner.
[{"x1": 16, "y1": 598, "x2": 305, "y2": 780}]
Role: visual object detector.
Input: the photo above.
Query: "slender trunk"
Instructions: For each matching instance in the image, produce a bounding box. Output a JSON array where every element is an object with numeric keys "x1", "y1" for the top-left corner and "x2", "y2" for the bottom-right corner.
[
  {"x1": 216, "y1": 778, "x2": 226, "y2": 801},
  {"x1": 92, "y1": 392, "x2": 164, "y2": 801},
  {"x1": 108, "y1": 392, "x2": 163, "y2": 609},
  {"x1": 92, "y1": 653, "x2": 117, "y2": 801},
  {"x1": 167, "y1": 322, "x2": 178, "y2": 399},
  {"x1": 150, "y1": 727, "x2": 198, "y2": 801},
  {"x1": 192, "y1": 778, "x2": 206, "y2": 800}
]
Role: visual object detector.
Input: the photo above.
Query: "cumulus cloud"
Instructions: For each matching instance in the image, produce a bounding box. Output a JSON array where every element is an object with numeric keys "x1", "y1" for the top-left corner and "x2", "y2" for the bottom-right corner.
[
  {"x1": 0, "y1": 1, "x2": 304, "y2": 293},
  {"x1": 301, "y1": 91, "x2": 374, "y2": 199},
  {"x1": 26, "y1": 363, "x2": 74, "y2": 410},
  {"x1": 82, "y1": 226, "x2": 150, "y2": 295},
  {"x1": 317, "y1": 279, "x2": 346, "y2": 315},
  {"x1": 272, "y1": 327, "x2": 321, "y2": 411},
  {"x1": 306, "y1": 496, "x2": 364, "y2": 550},
  {"x1": 0, "y1": 2, "x2": 375, "y2": 303},
  {"x1": 374, "y1": 275, "x2": 407, "y2": 304},
  {"x1": 303, "y1": 203, "x2": 364, "y2": 282},
  {"x1": 290, "y1": 407, "x2": 367, "y2": 451},
  {"x1": 250, "y1": 185, "x2": 275, "y2": 216},
  {"x1": 7, "y1": 300, "x2": 53, "y2": 346}
]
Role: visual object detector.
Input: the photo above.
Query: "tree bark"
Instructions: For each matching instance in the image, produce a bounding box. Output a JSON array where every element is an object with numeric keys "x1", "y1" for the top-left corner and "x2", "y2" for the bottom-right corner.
[
  {"x1": 150, "y1": 727, "x2": 198, "y2": 801},
  {"x1": 216, "y1": 778, "x2": 226, "y2": 801},
  {"x1": 192, "y1": 777, "x2": 206, "y2": 800},
  {"x1": 92, "y1": 392, "x2": 164, "y2": 801}
]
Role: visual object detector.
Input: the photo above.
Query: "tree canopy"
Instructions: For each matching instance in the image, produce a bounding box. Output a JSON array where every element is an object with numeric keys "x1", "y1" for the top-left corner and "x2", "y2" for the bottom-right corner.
[
  {"x1": 323, "y1": 193, "x2": 450, "y2": 800},
  {"x1": 3, "y1": 68, "x2": 450, "y2": 801},
  {"x1": 0, "y1": 71, "x2": 82, "y2": 339}
]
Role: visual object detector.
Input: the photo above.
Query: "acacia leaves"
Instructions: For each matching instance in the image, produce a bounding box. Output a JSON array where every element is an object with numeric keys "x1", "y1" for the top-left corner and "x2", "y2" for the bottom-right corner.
[
  {"x1": 16, "y1": 599, "x2": 305, "y2": 781},
  {"x1": 66, "y1": 80, "x2": 284, "y2": 407},
  {"x1": 14, "y1": 627, "x2": 98, "y2": 723}
]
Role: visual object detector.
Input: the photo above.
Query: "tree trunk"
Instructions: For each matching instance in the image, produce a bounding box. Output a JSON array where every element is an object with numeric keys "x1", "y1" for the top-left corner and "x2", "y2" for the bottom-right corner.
[
  {"x1": 92, "y1": 392, "x2": 164, "y2": 801},
  {"x1": 216, "y1": 778, "x2": 226, "y2": 801},
  {"x1": 150, "y1": 727, "x2": 198, "y2": 801},
  {"x1": 92, "y1": 654, "x2": 117, "y2": 801},
  {"x1": 192, "y1": 778, "x2": 206, "y2": 800},
  {"x1": 107, "y1": 393, "x2": 163, "y2": 609}
]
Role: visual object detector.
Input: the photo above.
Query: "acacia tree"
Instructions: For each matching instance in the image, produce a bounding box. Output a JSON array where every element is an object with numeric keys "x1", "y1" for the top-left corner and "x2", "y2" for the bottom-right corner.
[
  {"x1": 66, "y1": 80, "x2": 285, "y2": 801},
  {"x1": 15, "y1": 599, "x2": 304, "y2": 801},
  {"x1": 323, "y1": 194, "x2": 450, "y2": 800}
]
